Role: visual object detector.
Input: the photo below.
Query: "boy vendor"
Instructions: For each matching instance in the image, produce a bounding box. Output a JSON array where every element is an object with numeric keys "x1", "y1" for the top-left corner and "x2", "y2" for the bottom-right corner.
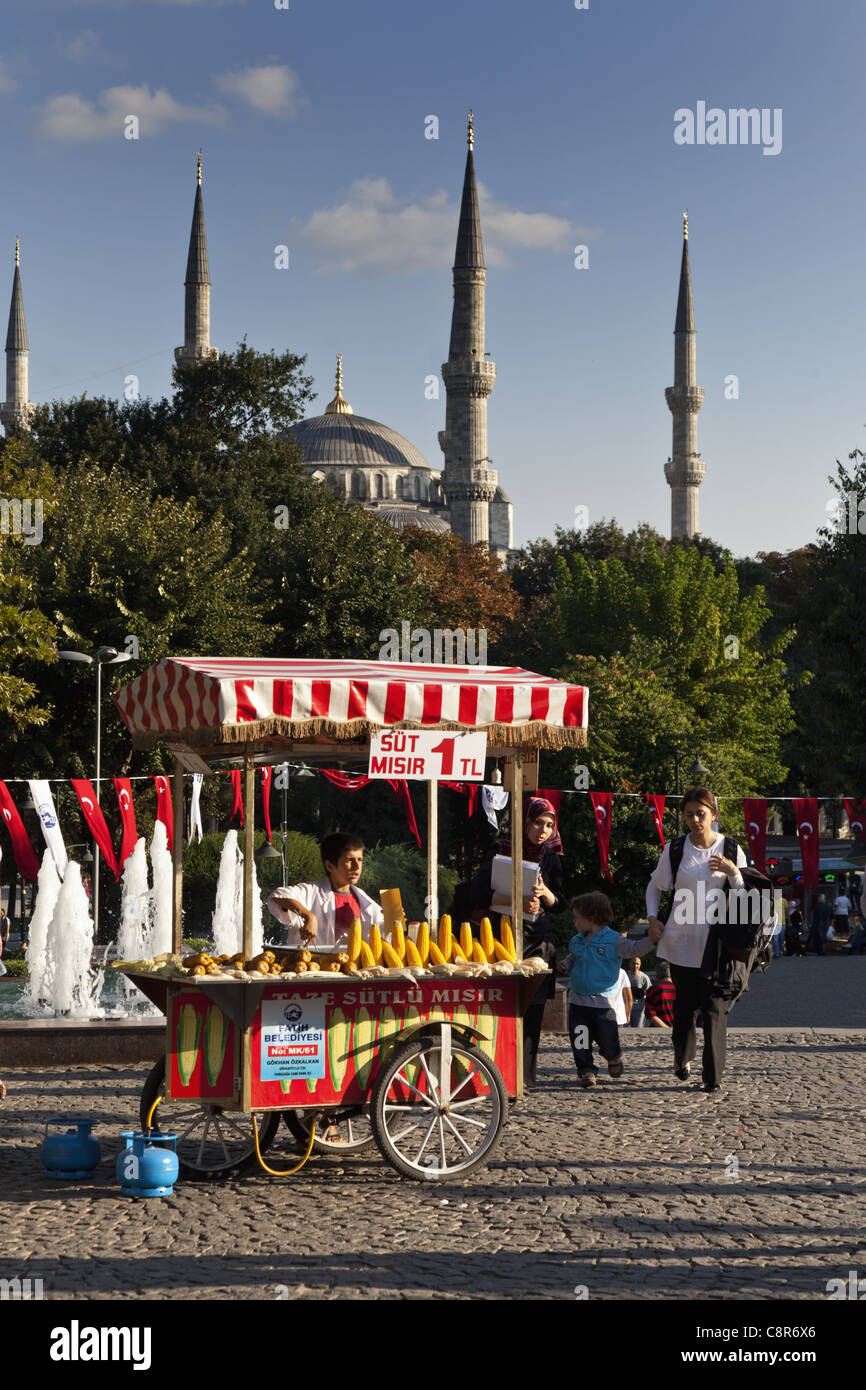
[{"x1": 266, "y1": 831, "x2": 383, "y2": 947}]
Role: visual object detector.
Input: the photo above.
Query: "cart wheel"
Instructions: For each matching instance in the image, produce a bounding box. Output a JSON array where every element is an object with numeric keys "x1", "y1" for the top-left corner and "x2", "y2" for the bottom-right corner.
[
  {"x1": 283, "y1": 1106, "x2": 375, "y2": 1153},
  {"x1": 370, "y1": 1031, "x2": 507, "y2": 1181},
  {"x1": 140, "y1": 1057, "x2": 280, "y2": 1181}
]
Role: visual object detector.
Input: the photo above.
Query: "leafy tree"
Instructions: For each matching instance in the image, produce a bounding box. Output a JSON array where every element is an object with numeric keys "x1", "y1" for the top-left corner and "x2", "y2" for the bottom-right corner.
[{"x1": 398, "y1": 527, "x2": 520, "y2": 644}]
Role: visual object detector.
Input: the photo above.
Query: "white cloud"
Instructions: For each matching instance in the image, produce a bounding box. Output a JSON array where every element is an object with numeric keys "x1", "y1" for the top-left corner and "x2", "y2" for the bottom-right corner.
[
  {"x1": 62, "y1": 31, "x2": 111, "y2": 65},
  {"x1": 294, "y1": 177, "x2": 590, "y2": 274},
  {"x1": 0, "y1": 57, "x2": 18, "y2": 94},
  {"x1": 38, "y1": 85, "x2": 226, "y2": 140},
  {"x1": 215, "y1": 63, "x2": 301, "y2": 117}
]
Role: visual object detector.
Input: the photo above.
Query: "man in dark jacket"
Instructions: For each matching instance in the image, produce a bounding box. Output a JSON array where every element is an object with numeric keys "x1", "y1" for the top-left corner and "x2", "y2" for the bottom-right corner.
[{"x1": 807, "y1": 895, "x2": 833, "y2": 956}]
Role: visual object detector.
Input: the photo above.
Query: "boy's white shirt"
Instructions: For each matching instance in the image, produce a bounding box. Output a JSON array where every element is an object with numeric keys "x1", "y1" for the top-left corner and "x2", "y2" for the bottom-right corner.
[{"x1": 266, "y1": 877, "x2": 383, "y2": 948}]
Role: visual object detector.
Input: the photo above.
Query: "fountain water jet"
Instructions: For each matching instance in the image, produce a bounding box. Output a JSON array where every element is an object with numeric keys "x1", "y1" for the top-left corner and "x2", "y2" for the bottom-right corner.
[
  {"x1": 21, "y1": 852, "x2": 62, "y2": 1011},
  {"x1": 149, "y1": 821, "x2": 173, "y2": 959}
]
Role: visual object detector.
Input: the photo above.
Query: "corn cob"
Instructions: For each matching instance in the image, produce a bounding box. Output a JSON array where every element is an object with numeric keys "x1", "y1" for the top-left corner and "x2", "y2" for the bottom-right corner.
[
  {"x1": 182, "y1": 953, "x2": 211, "y2": 968},
  {"x1": 328, "y1": 1007, "x2": 351, "y2": 1091},
  {"x1": 353, "y1": 1007, "x2": 377, "y2": 1090},
  {"x1": 176, "y1": 1003, "x2": 201, "y2": 1087},
  {"x1": 203, "y1": 1005, "x2": 229, "y2": 1087},
  {"x1": 451, "y1": 940, "x2": 467, "y2": 963},
  {"x1": 358, "y1": 940, "x2": 375, "y2": 968},
  {"x1": 405, "y1": 938, "x2": 423, "y2": 967},
  {"x1": 428, "y1": 941, "x2": 447, "y2": 966},
  {"x1": 369, "y1": 924, "x2": 383, "y2": 964},
  {"x1": 190, "y1": 965, "x2": 207, "y2": 977},
  {"x1": 346, "y1": 918, "x2": 363, "y2": 964},
  {"x1": 500, "y1": 916, "x2": 517, "y2": 961},
  {"x1": 416, "y1": 921, "x2": 430, "y2": 964},
  {"x1": 390, "y1": 922, "x2": 406, "y2": 962},
  {"x1": 460, "y1": 922, "x2": 473, "y2": 959},
  {"x1": 401, "y1": 1006, "x2": 422, "y2": 1087},
  {"x1": 493, "y1": 939, "x2": 516, "y2": 963},
  {"x1": 475, "y1": 1003, "x2": 499, "y2": 1070},
  {"x1": 438, "y1": 914, "x2": 452, "y2": 960},
  {"x1": 471, "y1": 940, "x2": 488, "y2": 965},
  {"x1": 377, "y1": 1004, "x2": 399, "y2": 1068},
  {"x1": 479, "y1": 917, "x2": 495, "y2": 958},
  {"x1": 381, "y1": 941, "x2": 403, "y2": 968}
]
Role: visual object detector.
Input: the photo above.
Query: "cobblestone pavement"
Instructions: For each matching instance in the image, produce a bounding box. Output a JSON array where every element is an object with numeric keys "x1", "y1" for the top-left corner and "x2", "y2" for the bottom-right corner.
[
  {"x1": 3, "y1": 1029, "x2": 865, "y2": 1301},
  {"x1": 729, "y1": 956, "x2": 866, "y2": 1027}
]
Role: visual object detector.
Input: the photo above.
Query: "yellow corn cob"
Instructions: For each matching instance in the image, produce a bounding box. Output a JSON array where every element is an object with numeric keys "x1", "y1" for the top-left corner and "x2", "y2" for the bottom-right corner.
[
  {"x1": 500, "y1": 915, "x2": 516, "y2": 959},
  {"x1": 390, "y1": 922, "x2": 406, "y2": 962},
  {"x1": 480, "y1": 917, "x2": 495, "y2": 958},
  {"x1": 416, "y1": 920, "x2": 430, "y2": 964},
  {"x1": 471, "y1": 940, "x2": 488, "y2": 965},
  {"x1": 381, "y1": 941, "x2": 403, "y2": 968},
  {"x1": 428, "y1": 941, "x2": 447, "y2": 965},
  {"x1": 438, "y1": 914, "x2": 452, "y2": 960},
  {"x1": 346, "y1": 918, "x2": 362, "y2": 964},
  {"x1": 405, "y1": 938, "x2": 423, "y2": 967},
  {"x1": 369, "y1": 924, "x2": 383, "y2": 964},
  {"x1": 460, "y1": 922, "x2": 473, "y2": 959},
  {"x1": 451, "y1": 940, "x2": 467, "y2": 963},
  {"x1": 493, "y1": 939, "x2": 516, "y2": 963},
  {"x1": 358, "y1": 940, "x2": 375, "y2": 968},
  {"x1": 176, "y1": 1003, "x2": 201, "y2": 1088}
]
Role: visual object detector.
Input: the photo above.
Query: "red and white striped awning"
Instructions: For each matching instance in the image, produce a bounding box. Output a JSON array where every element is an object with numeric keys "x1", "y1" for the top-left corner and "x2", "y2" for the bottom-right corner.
[{"x1": 115, "y1": 657, "x2": 588, "y2": 752}]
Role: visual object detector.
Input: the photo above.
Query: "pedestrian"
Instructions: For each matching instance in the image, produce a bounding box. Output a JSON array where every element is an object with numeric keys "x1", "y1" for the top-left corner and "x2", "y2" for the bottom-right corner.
[
  {"x1": 625, "y1": 955, "x2": 652, "y2": 1027},
  {"x1": 785, "y1": 901, "x2": 805, "y2": 956},
  {"x1": 0, "y1": 910, "x2": 10, "y2": 946},
  {"x1": 646, "y1": 785, "x2": 748, "y2": 1093},
  {"x1": 807, "y1": 894, "x2": 833, "y2": 955},
  {"x1": 644, "y1": 962, "x2": 676, "y2": 1028},
  {"x1": 559, "y1": 891, "x2": 659, "y2": 1088},
  {"x1": 833, "y1": 889, "x2": 852, "y2": 940},
  {"x1": 771, "y1": 894, "x2": 786, "y2": 959}
]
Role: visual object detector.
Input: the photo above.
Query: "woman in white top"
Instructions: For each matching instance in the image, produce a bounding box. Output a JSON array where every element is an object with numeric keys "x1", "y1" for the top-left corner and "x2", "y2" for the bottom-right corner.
[{"x1": 646, "y1": 786, "x2": 747, "y2": 1093}]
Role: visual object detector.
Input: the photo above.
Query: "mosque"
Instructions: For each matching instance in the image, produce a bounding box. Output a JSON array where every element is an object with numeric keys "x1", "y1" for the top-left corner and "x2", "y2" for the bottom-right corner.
[{"x1": 0, "y1": 120, "x2": 706, "y2": 547}]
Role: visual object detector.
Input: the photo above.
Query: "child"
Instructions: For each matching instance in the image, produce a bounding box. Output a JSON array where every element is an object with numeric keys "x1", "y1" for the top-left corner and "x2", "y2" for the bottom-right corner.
[
  {"x1": 266, "y1": 832, "x2": 384, "y2": 948},
  {"x1": 560, "y1": 892, "x2": 660, "y2": 1088}
]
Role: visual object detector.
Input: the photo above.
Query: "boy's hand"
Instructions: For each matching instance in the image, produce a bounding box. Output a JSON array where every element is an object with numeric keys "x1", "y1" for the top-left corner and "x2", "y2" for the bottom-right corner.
[
  {"x1": 648, "y1": 917, "x2": 664, "y2": 944},
  {"x1": 300, "y1": 912, "x2": 319, "y2": 944}
]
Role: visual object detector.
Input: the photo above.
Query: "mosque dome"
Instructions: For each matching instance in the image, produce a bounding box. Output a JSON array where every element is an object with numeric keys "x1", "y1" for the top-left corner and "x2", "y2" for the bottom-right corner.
[
  {"x1": 373, "y1": 506, "x2": 451, "y2": 534},
  {"x1": 291, "y1": 355, "x2": 432, "y2": 473}
]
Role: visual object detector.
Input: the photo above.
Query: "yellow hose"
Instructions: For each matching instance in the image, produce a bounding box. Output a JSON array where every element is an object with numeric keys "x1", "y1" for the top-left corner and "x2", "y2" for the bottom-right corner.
[
  {"x1": 145, "y1": 1094, "x2": 162, "y2": 1133},
  {"x1": 252, "y1": 1114, "x2": 316, "y2": 1175}
]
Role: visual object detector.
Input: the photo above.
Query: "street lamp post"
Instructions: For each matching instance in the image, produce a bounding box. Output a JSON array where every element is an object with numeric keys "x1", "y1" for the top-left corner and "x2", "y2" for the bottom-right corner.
[{"x1": 58, "y1": 646, "x2": 132, "y2": 937}]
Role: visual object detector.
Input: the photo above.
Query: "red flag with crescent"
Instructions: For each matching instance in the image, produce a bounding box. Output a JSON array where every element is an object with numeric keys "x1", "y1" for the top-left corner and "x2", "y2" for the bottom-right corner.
[
  {"x1": 646, "y1": 794, "x2": 666, "y2": 847},
  {"x1": 589, "y1": 792, "x2": 613, "y2": 882},
  {"x1": 0, "y1": 780, "x2": 40, "y2": 881},
  {"x1": 113, "y1": 778, "x2": 138, "y2": 868},
  {"x1": 71, "y1": 779, "x2": 120, "y2": 881},
  {"x1": 844, "y1": 799, "x2": 866, "y2": 847},
  {"x1": 319, "y1": 769, "x2": 421, "y2": 849},
  {"x1": 741, "y1": 798, "x2": 767, "y2": 874},
  {"x1": 230, "y1": 770, "x2": 244, "y2": 826},
  {"x1": 154, "y1": 776, "x2": 174, "y2": 853},
  {"x1": 261, "y1": 766, "x2": 273, "y2": 843},
  {"x1": 793, "y1": 797, "x2": 819, "y2": 891}
]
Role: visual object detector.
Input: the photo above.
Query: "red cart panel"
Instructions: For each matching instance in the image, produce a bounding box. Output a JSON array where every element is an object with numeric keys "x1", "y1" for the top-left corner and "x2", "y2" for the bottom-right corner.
[{"x1": 168, "y1": 991, "x2": 239, "y2": 1103}]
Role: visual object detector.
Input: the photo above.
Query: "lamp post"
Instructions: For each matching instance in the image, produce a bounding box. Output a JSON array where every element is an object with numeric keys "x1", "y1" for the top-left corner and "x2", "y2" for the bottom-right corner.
[{"x1": 58, "y1": 646, "x2": 132, "y2": 938}]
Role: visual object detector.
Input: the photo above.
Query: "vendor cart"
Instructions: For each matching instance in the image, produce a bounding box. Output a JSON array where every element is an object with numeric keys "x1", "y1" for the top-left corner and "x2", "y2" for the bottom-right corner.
[{"x1": 114, "y1": 658, "x2": 588, "y2": 1181}]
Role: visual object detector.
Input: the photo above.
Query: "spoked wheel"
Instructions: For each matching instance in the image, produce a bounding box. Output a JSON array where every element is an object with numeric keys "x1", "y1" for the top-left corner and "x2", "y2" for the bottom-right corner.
[
  {"x1": 283, "y1": 1106, "x2": 375, "y2": 1153},
  {"x1": 370, "y1": 1028, "x2": 507, "y2": 1181},
  {"x1": 140, "y1": 1057, "x2": 280, "y2": 1181}
]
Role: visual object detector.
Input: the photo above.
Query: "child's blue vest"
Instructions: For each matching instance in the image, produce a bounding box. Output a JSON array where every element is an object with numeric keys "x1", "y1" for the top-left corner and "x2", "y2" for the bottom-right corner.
[{"x1": 567, "y1": 927, "x2": 622, "y2": 996}]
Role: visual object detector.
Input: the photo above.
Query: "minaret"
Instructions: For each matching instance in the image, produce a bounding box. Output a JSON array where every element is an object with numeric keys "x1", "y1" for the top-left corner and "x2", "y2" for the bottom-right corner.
[
  {"x1": 325, "y1": 355, "x2": 353, "y2": 414},
  {"x1": 439, "y1": 111, "x2": 497, "y2": 545},
  {"x1": 1, "y1": 239, "x2": 33, "y2": 436},
  {"x1": 664, "y1": 213, "x2": 705, "y2": 538},
  {"x1": 174, "y1": 152, "x2": 218, "y2": 366}
]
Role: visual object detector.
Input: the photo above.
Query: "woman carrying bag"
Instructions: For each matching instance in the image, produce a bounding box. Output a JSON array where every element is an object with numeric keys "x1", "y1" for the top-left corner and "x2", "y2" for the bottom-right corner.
[{"x1": 646, "y1": 786, "x2": 747, "y2": 1093}]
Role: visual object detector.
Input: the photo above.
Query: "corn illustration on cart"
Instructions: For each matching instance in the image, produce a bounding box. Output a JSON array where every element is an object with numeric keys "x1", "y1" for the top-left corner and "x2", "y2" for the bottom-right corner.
[{"x1": 114, "y1": 658, "x2": 588, "y2": 1182}]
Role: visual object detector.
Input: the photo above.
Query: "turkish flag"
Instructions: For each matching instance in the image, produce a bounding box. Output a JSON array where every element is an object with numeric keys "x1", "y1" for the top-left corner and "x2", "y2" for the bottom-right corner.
[
  {"x1": 230, "y1": 770, "x2": 244, "y2": 826},
  {"x1": 793, "y1": 797, "x2": 820, "y2": 892},
  {"x1": 70, "y1": 779, "x2": 120, "y2": 881},
  {"x1": 741, "y1": 798, "x2": 767, "y2": 873},
  {"x1": 319, "y1": 769, "x2": 421, "y2": 848},
  {"x1": 589, "y1": 792, "x2": 613, "y2": 882},
  {"x1": 646, "y1": 794, "x2": 666, "y2": 847},
  {"x1": 154, "y1": 776, "x2": 174, "y2": 853},
  {"x1": 442, "y1": 781, "x2": 481, "y2": 819},
  {"x1": 0, "y1": 780, "x2": 40, "y2": 881},
  {"x1": 537, "y1": 789, "x2": 563, "y2": 816},
  {"x1": 261, "y1": 767, "x2": 273, "y2": 843},
  {"x1": 113, "y1": 778, "x2": 138, "y2": 868},
  {"x1": 844, "y1": 799, "x2": 866, "y2": 846}
]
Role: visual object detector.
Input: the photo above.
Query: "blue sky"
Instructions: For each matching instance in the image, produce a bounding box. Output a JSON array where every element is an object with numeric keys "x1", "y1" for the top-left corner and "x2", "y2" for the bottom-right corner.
[{"x1": 2, "y1": 0, "x2": 864, "y2": 557}]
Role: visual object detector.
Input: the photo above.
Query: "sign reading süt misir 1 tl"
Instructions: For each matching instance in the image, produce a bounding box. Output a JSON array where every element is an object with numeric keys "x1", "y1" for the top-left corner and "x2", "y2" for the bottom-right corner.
[{"x1": 368, "y1": 730, "x2": 488, "y2": 781}]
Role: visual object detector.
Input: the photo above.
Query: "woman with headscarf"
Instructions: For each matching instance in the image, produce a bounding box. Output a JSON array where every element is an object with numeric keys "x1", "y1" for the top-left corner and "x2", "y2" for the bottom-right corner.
[{"x1": 454, "y1": 796, "x2": 566, "y2": 1087}]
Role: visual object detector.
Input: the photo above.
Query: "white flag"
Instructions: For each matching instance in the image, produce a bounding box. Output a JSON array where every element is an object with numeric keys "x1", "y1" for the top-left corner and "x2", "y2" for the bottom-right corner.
[
  {"x1": 482, "y1": 784, "x2": 509, "y2": 829},
  {"x1": 189, "y1": 773, "x2": 204, "y2": 843},
  {"x1": 28, "y1": 780, "x2": 68, "y2": 878}
]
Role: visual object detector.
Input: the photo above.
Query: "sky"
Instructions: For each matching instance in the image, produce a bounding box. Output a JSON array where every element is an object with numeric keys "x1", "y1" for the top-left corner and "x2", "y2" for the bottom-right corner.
[{"x1": 2, "y1": 0, "x2": 864, "y2": 558}]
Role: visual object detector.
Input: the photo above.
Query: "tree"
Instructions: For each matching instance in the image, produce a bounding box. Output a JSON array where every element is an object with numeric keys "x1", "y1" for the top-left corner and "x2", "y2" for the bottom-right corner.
[{"x1": 398, "y1": 527, "x2": 520, "y2": 644}]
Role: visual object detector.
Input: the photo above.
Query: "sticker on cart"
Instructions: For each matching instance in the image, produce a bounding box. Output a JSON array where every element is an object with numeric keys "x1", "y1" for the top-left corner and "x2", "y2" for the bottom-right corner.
[{"x1": 260, "y1": 996, "x2": 326, "y2": 1081}]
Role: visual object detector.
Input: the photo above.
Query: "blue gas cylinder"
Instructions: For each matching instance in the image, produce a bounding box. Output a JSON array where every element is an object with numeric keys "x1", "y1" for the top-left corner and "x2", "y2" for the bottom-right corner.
[
  {"x1": 117, "y1": 1132, "x2": 179, "y2": 1198},
  {"x1": 42, "y1": 1117, "x2": 101, "y2": 1179}
]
